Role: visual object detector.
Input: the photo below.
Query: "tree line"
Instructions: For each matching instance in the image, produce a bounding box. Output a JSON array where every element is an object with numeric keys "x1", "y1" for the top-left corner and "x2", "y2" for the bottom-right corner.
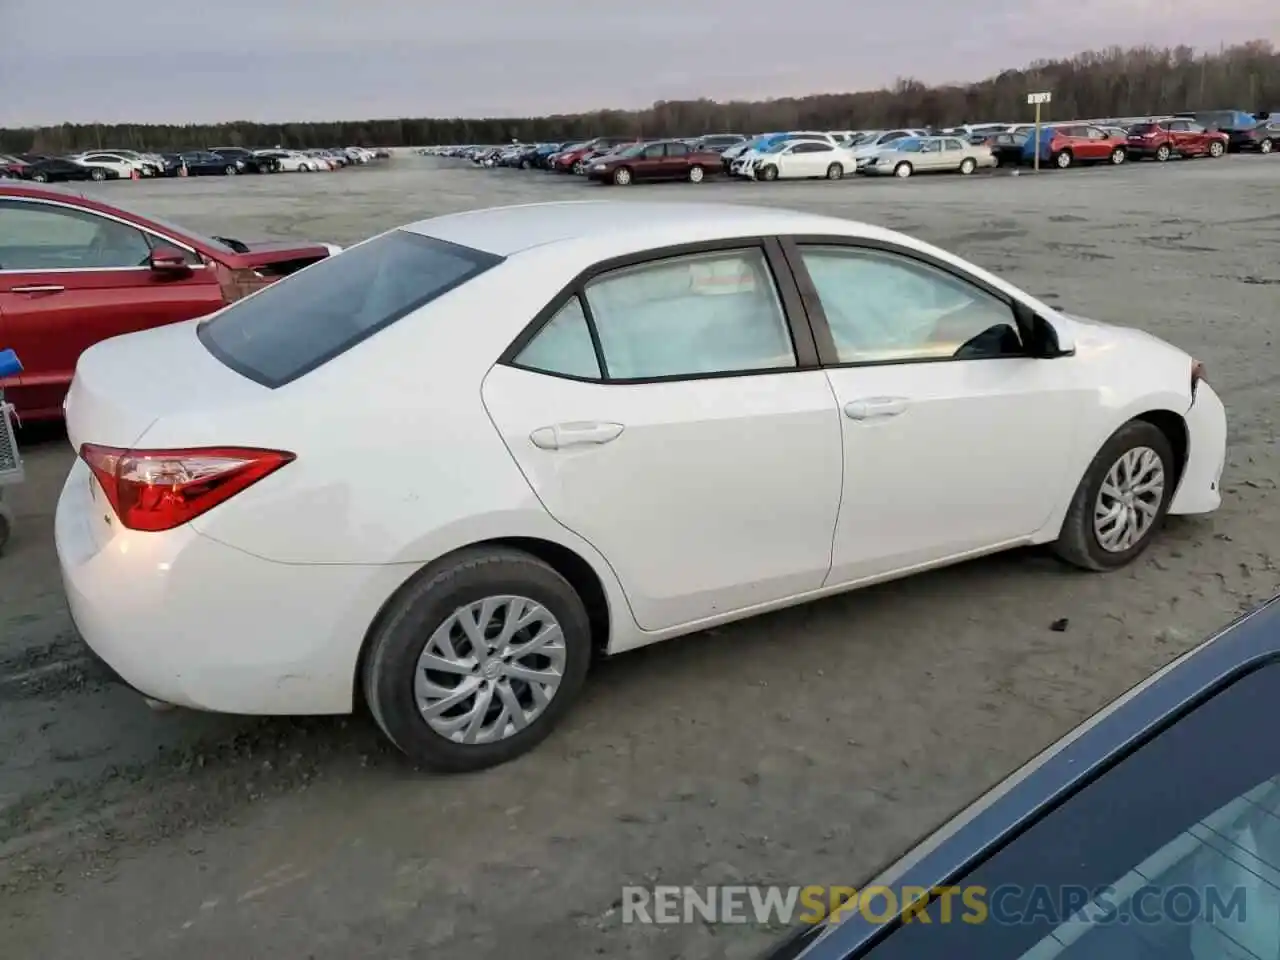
[{"x1": 2, "y1": 41, "x2": 1276, "y2": 155}]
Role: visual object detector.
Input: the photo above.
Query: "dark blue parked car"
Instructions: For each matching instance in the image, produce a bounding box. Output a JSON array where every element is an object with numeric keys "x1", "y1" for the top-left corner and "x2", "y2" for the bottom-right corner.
[{"x1": 766, "y1": 594, "x2": 1280, "y2": 959}]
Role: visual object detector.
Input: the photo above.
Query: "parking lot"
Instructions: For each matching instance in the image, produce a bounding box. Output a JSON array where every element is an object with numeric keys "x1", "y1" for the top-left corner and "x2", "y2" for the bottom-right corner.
[{"x1": 2, "y1": 152, "x2": 1279, "y2": 959}]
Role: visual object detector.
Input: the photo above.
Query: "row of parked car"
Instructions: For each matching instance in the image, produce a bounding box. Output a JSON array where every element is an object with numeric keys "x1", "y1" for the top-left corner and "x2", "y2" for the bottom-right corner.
[
  {"x1": 427, "y1": 109, "x2": 1278, "y2": 184},
  {"x1": 0, "y1": 145, "x2": 391, "y2": 183}
]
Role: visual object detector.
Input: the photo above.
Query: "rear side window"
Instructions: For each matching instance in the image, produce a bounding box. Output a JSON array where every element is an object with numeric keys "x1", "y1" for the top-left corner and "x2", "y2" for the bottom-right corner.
[{"x1": 198, "y1": 230, "x2": 502, "y2": 387}]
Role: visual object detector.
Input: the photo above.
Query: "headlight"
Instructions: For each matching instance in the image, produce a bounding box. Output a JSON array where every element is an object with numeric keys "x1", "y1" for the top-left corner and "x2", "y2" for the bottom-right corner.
[{"x1": 592, "y1": 164, "x2": 606, "y2": 171}]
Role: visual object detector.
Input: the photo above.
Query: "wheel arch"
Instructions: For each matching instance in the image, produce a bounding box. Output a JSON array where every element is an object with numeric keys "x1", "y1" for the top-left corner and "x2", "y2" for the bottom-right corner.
[
  {"x1": 1035, "y1": 404, "x2": 1190, "y2": 545},
  {"x1": 352, "y1": 536, "x2": 615, "y2": 710}
]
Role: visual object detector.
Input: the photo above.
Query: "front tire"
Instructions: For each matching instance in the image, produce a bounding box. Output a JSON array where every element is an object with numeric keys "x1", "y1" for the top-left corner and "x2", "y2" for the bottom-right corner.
[
  {"x1": 224, "y1": 165, "x2": 238, "y2": 175},
  {"x1": 33, "y1": 172, "x2": 49, "y2": 183},
  {"x1": 1054, "y1": 150, "x2": 1073, "y2": 169},
  {"x1": 758, "y1": 164, "x2": 778, "y2": 181},
  {"x1": 1155, "y1": 143, "x2": 1172, "y2": 162},
  {"x1": 893, "y1": 161, "x2": 913, "y2": 178},
  {"x1": 1261, "y1": 138, "x2": 1274, "y2": 154},
  {"x1": 612, "y1": 166, "x2": 632, "y2": 186},
  {"x1": 90, "y1": 168, "x2": 106, "y2": 181},
  {"x1": 363, "y1": 547, "x2": 592, "y2": 772},
  {"x1": 1052, "y1": 420, "x2": 1175, "y2": 571}
]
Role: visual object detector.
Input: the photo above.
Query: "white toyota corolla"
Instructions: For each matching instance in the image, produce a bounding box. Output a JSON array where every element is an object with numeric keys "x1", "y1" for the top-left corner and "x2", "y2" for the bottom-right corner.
[{"x1": 55, "y1": 201, "x2": 1227, "y2": 771}]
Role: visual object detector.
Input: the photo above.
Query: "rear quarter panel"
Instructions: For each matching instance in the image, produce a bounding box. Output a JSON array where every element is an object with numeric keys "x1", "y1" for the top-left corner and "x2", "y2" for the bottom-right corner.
[{"x1": 159, "y1": 251, "x2": 630, "y2": 637}]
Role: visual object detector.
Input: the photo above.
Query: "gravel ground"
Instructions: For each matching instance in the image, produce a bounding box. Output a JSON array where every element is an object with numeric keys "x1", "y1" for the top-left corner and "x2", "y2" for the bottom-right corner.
[{"x1": 2, "y1": 154, "x2": 1278, "y2": 960}]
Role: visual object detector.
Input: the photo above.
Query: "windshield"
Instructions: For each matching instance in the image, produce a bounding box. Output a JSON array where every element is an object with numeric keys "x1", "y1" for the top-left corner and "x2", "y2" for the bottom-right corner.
[
  {"x1": 617, "y1": 143, "x2": 646, "y2": 158},
  {"x1": 199, "y1": 230, "x2": 503, "y2": 388}
]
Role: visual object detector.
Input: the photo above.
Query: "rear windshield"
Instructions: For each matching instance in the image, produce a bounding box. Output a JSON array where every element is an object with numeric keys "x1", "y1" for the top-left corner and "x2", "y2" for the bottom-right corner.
[
  {"x1": 198, "y1": 230, "x2": 502, "y2": 388},
  {"x1": 1128, "y1": 123, "x2": 1159, "y2": 133}
]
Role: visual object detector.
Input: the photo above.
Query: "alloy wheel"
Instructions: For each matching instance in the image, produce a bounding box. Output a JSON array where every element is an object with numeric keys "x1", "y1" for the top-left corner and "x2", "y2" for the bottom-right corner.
[
  {"x1": 1093, "y1": 446, "x2": 1165, "y2": 553},
  {"x1": 413, "y1": 596, "x2": 566, "y2": 745}
]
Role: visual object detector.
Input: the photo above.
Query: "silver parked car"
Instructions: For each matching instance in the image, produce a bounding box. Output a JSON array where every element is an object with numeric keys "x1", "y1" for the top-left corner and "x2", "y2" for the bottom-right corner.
[{"x1": 860, "y1": 135, "x2": 997, "y2": 178}]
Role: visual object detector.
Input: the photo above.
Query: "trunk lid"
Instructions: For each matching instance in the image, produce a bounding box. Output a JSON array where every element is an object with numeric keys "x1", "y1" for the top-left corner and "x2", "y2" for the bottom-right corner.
[
  {"x1": 64, "y1": 318, "x2": 266, "y2": 452},
  {"x1": 234, "y1": 240, "x2": 335, "y2": 269}
]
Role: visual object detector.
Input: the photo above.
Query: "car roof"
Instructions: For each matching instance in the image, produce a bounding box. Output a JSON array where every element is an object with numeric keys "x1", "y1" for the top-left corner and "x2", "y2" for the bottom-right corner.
[
  {"x1": 402, "y1": 200, "x2": 896, "y2": 257},
  {"x1": 778, "y1": 594, "x2": 1280, "y2": 958}
]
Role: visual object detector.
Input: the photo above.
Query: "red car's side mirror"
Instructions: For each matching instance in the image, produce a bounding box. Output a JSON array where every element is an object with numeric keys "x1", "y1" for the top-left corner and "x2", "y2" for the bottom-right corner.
[{"x1": 149, "y1": 247, "x2": 189, "y2": 274}]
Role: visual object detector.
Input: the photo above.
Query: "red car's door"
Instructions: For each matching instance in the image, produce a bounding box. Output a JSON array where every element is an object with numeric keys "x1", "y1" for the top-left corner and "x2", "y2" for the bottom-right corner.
[
  {"x1": 634, "y1": 142, "x2": 667, "y2": 180},
  {"x1": 0, "y1": 197, "x2": 224, "y2": 420}
]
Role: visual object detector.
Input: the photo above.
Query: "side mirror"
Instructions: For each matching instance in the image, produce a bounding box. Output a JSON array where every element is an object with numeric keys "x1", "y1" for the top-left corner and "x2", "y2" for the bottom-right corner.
[{"x1": 149, "y1": 247, "x2": 189, "y2": 274}]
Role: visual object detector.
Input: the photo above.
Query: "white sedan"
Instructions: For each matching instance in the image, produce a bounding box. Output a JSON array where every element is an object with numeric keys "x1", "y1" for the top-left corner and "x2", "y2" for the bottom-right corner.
[
  {"x1": 750, "y1": 138, "x2": 858, "y2": 180},
  {"x1": 55, "y1": 201, "x2": 1227, "y2": 772},
  {"x1": 256, "y1": 150, "x2": 324, "y2": 172}
]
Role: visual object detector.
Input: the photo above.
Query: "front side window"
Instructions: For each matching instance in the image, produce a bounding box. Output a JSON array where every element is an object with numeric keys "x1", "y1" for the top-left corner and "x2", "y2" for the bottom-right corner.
[
  {"x1": 666, "y1": 142, "x2": 689, "y2": 156},
  {"x1": 797, "y1": 246, "x2": 1021, "y2": 364},
  {"x1": 199, "y1": 230, "x2": 502, "y2": 387},
  {"x1": 861, "y1": 662, "x2": 1280, "y2": 960},
  {"x1": 643, "y1": 144, "x2": 664, "y2": 159},
  {"x1": 580, "y1": 248, "x2": 797, "y2": 379},
  {"x1": 0, "y1": 200, "x2": 152, "y2": 270}
]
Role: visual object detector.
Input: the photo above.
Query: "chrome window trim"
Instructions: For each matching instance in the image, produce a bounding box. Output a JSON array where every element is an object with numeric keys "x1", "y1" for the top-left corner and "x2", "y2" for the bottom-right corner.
[{"x1": 0, "y1": 195, "x2": 208, "y2": 273}]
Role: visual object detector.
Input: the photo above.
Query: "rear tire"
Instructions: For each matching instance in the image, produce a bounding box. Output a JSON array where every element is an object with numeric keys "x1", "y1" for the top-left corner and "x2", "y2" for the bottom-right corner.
[
  {"x1": 1110, "y1": 148, "x2": 1126, "y2": 165},
  {"x1": 224, "y1": 165, "x2": 238, "y2": 175},
  {"x1": 826, "y1": 163, "x2": 843, "y2": 180},
  {"x1": 363, "y1": 547, "x2": 592, "y2": 772},
  {"x1": 33, "y1": 172, "x2": 49, "y2": 183},
  {"x1": 688, "y1": 164, "x2": 705, "y2": 183},
  {"x1": 958, "y1": 158, "x2": 976, "y2": 175},
  {"x1": 1208, "y1": 140, "x2": 1225, "y2": 158},
  {"x1": 90, "y1": 168, "x2": 106, "y2": 181},
  {"x1": 1261, "y1": 138, "x2": 1274, "y2": 154},
  {"x1": 1052, "y1": 420, "x2": 1176, "y2": 571}
]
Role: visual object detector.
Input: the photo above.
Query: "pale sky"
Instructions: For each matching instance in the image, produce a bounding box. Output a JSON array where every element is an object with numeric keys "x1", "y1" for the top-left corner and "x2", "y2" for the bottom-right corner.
[{"x1": 1, "y1": 0, "x2": 1276, "y2": 126}]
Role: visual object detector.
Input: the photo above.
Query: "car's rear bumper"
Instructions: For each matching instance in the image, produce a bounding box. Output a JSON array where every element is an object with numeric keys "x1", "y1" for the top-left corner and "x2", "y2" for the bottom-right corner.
[
  {"x1": 55, "y1": 459, "x2": 405, "y2": 716},
  {"x1": 1169, "y1": 381, "x2": 1226, "y2": 516}
]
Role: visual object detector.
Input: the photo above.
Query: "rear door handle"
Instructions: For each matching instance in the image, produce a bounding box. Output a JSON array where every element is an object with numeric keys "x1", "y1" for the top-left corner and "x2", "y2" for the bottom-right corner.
[
  {"x1": 530, "y1": 421, "x2": 625, "y2": 450},
  {"x1": 844, "y1": 397, "x2": 909, "y2": 420},
  {"x1": 9, "y1": 284, "x2": 65, "y2": 293}
]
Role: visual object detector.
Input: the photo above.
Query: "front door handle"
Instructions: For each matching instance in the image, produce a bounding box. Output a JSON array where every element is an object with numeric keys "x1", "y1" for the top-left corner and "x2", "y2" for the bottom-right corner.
[
  {"x1": 844, "y1": 397, "x2": 909, "y2": 420},
  {"x1": 530, "y1": 421, "x2": 625, "y2": 450},
  {"x1": 9, "y1": 284, "x2": 65, "y2": 294}
]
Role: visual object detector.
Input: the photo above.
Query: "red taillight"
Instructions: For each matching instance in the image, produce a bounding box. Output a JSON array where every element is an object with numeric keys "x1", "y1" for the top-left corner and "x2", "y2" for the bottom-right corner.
[
  {"x1": 79, "y1": 444, "x2": 294, "y2": 532},
  {"x1": 1191, "y1": 360, "x2": 1206, "y2": 394}
]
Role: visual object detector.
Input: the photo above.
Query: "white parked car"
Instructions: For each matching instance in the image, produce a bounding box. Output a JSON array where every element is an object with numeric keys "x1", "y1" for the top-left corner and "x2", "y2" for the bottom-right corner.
[
  {"x1": 730, "y1": 132, "x2": 843, "y2": 177},
  {"x1": 850, "y1": 129, "x2": 930, "y2": 168},
  {"x1": 70, "y1": 152, "x2": 149, "y2": 179},
  {"x1": 749, "y1": 138, "x2": 858, "y2": 180},
  {"x1": 256, "y1": 149, "x2": 324, "y2": 172},
  {"x1": 55, "y1": 201, "x2": 1226, "y2": 772}
]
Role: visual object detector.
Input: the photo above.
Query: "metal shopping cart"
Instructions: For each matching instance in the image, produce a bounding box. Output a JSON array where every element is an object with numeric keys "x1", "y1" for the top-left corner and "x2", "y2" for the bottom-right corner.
[{"x1": 0, "y1": 349, "x2": 24, "y2": 553}]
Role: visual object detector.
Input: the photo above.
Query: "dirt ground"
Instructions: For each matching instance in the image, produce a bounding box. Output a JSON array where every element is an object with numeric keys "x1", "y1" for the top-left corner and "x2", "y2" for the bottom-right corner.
[{"x1": 2, "y1": 154, "x2": 1278, "y2": 960}]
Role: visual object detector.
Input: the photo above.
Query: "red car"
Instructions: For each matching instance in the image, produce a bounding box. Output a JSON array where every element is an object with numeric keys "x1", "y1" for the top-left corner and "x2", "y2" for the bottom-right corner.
[
  {"x1": 552, "y1": 137, "x2": 636, "y2": 173},
  {"x1": 0, "y1": 184, "x2": 339, "y2": 421},
  {"x1": 1125, "y1": 119, "x2": 1229, "y2": 161},
  {"x1": 586, "y1": 140, "x2": 724, "y2": 184},
  {"x1": 1031, "y1": 124, "x2": 1130, "y2": 168}
]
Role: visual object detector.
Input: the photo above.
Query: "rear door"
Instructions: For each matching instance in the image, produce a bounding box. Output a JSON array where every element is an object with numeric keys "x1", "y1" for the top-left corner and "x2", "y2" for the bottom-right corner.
[
  {"x1": 0, "y1": 197, "x2": 223, "y2": 419},
  {"x1": 482, "y1": 241, "x2": 843, "y2": 632}
]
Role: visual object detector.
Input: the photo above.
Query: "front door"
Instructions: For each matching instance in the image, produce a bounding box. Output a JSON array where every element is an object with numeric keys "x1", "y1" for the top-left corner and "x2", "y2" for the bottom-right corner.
[
  {"x1": 482, "y1": 243, "x2": 843, "y2": 632},
  {"x1": 0, "y1": 198, "x2": 224, "y2": 419},
  {"x1": 784, "y1": 240, "x2": 1085, "y2": 585}
]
